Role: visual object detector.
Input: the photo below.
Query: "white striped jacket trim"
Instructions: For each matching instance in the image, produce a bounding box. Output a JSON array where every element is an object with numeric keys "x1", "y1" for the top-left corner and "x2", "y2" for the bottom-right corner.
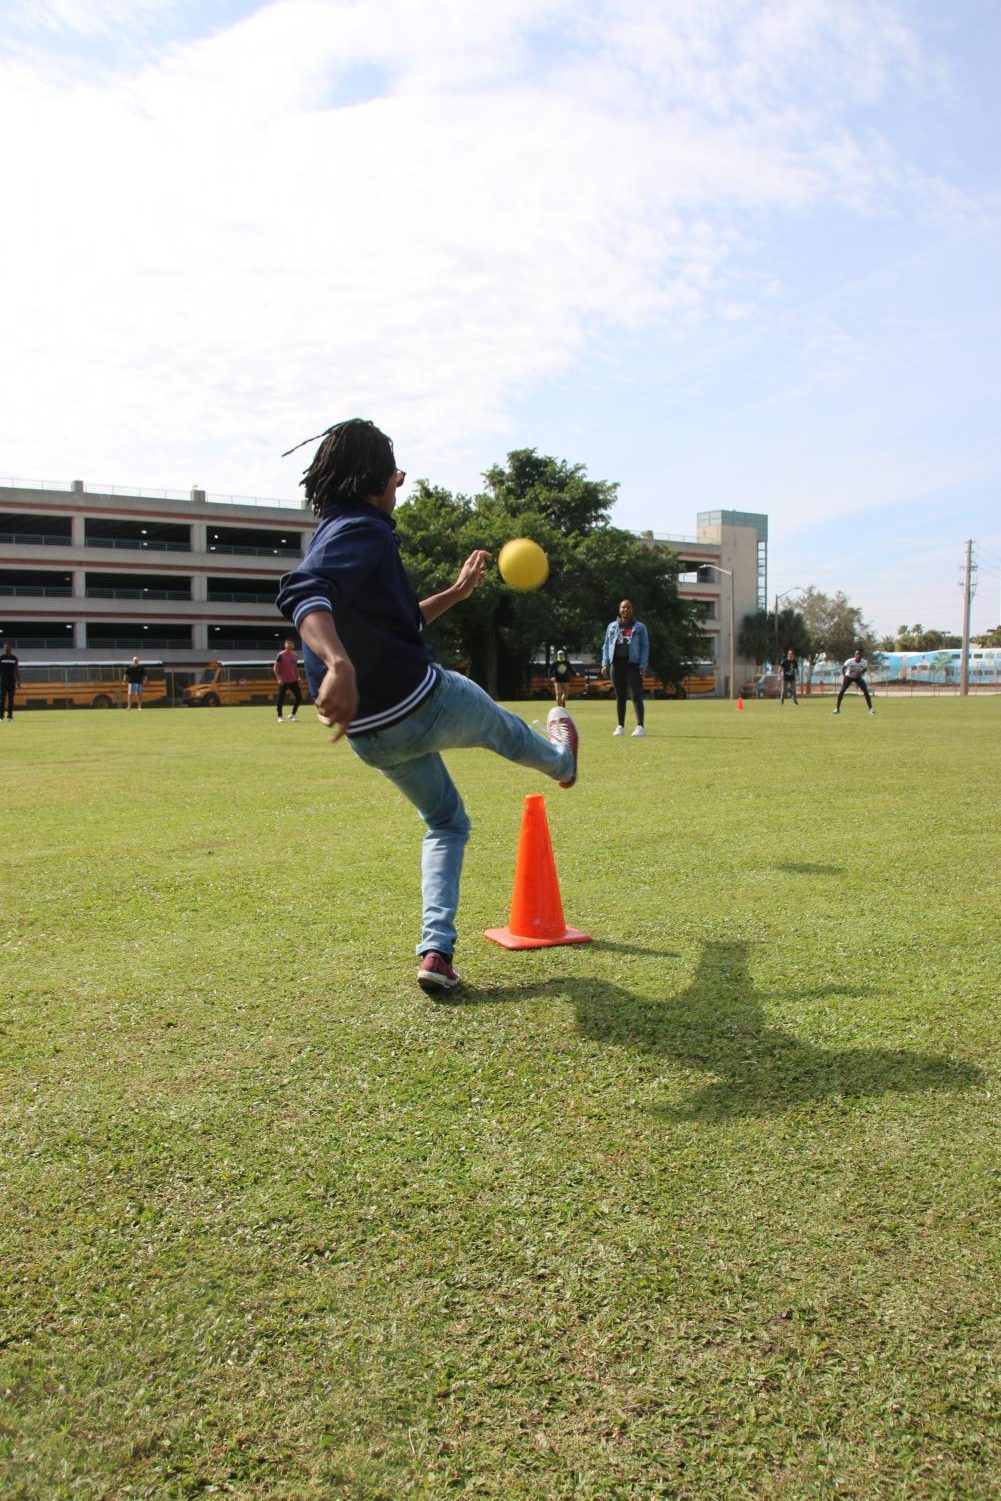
[
  {"x1": 291, "y1": 597, "x2": 333, "y2": 629},
  {"x1": 348, "y1": 665, "x2": 438, "y2": 736}
]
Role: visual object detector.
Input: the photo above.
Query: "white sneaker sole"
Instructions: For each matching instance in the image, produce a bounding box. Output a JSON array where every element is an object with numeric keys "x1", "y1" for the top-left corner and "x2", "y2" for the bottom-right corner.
[
  {"x1": 417, "y1": 968, "x2": 461, "y2": 992},
  {"x1": 546, "y1": 708, "x2": 578, "y2": 788}
]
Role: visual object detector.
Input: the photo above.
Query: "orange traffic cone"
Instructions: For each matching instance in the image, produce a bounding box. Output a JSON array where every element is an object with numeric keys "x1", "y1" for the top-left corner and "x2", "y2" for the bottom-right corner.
[
  {"x1": 737, "y1": 696, "x2": 744, "y2": 710},
  {"x1": 484, "y1": 793, "x2": 592, "y2": 949}
]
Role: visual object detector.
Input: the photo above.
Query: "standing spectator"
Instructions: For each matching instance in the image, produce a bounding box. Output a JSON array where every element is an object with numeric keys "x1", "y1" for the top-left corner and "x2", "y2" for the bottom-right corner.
[
  {"x1": 0, "y1": 642, "x2": 19, "y2": 722},
  {"x1": 780, "y1": 648, "x2": 799, "y2": 706},
  {"x1": 123, "y1": 656, "x2": 147, "y2": 711},
  {"x1": 274, "y1": 637, "x2": 303, "y2": 722},
  {"x1": 551, "y1": 648, "x2": 572, "y2": 708},
  {"x1": 601, "y1": 599, "x2": 649, "y2": 737},
  {"x1": 834, "y1": 649, "x2": 874, "y2": 715}
]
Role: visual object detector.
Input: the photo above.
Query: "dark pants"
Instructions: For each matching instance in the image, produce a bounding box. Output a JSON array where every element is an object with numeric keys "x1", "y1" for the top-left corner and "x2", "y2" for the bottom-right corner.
[
  {"x1": 277, "y1": 680, "x2": 302, "y2": 717},
  {"x1": 612, "y1": 660, "x2": 644, "y2": 727},
  {"x1": 780, "y1": 675, "x2": 798, "y2": 703},
  {"x1": 836, "y1": 675, "x2": 872, "y2": 710},
  {"x1": 1, "y1": 683, "x2": 14, "y2": 719}
]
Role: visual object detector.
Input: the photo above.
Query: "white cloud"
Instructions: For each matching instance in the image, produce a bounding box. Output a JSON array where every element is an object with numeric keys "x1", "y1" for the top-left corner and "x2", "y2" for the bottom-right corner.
[
  {"x1": 0, "y1": 0, "x2": 962, "y2": 501},
  {"x1": 4, "y1": 0, "x2": 177, "y2": 41}
]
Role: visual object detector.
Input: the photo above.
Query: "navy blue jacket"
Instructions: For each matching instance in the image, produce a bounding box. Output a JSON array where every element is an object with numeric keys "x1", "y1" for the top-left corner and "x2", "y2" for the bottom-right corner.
[{"x1": 276, "y1": 503, "x2": 436, "y2": 735}]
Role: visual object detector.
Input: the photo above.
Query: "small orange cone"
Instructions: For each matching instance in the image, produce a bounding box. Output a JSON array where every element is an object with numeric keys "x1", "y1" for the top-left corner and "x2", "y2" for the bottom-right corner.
[
  {"x1": 484, "y1": 793, "x2": 592, "y2": 949},
  {"x1": 737, "y1": 696, "x2": 744, "y2": 710}
]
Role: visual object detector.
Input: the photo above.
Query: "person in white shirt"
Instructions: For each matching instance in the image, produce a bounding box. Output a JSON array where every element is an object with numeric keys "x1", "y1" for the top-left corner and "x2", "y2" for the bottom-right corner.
[{"x1": 833, "y1": 649, "x2": 874, "y2": 715}]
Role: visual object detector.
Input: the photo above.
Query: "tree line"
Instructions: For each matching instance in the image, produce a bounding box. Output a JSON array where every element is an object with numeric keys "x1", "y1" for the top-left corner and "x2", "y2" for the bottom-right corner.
[
  {"x1": 737, "y1": 587, "x2": 876, "y2": 685},
  {"x1": 395, "y1": 449, "x2": 706, "y2": 697},
  {"x1": 394, "y1": 444, "x2": 999, "y2": 695},
  {"x1": 739, "y1": 597, "x2": 1001, "y2": 681}
]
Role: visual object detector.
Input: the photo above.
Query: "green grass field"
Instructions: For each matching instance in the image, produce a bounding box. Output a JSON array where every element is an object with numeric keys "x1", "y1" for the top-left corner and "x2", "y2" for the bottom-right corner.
[{"x1": 2, "y1": 696, "x2": 999, "y2": 1500}]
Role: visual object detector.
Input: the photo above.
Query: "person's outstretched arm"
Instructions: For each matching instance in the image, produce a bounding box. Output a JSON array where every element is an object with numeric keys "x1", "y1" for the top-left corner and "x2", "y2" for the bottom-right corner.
[
  {"x1": 420, "y1": 549, "x2": 490, "y2": 624},
  {"x1": 297, "y1": 611, "x2": 357, "y2": 742}
]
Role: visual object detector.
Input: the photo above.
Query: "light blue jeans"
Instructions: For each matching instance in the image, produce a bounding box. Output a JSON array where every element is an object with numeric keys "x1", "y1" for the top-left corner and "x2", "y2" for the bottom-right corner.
[{"x1": 349, "y1": 669, "x2": 571, "y2": 959}]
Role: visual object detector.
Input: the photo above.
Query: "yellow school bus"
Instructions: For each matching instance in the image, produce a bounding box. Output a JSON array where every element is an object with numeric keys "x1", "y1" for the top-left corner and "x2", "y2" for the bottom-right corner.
[
  {"x1": 182, "y1": 659, "x2": 310, "y2": 708},
  {"x1": 13, "y1": 661, "x2": 167, "y2": 710},
  {"x1": 528, "y1": 665, "x2": 718, "y2": 699},
  {"x1": 585, "y1": 671, "x2": 717, "y2": 699}
]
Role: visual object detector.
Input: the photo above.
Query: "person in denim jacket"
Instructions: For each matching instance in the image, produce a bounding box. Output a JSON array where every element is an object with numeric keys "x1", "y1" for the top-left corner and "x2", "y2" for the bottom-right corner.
[{"x1": 601, "y1": 600, "x2": 649, "y2": 738}]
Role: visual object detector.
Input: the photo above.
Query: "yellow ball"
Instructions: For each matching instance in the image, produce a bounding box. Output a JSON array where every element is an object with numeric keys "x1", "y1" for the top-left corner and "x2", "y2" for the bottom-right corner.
[{"x1": 498, "y1": 537, "x2": 549, "y2": 593}]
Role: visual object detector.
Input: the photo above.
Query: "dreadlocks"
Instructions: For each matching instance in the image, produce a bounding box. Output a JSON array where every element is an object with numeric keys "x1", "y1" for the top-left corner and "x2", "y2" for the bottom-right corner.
[{"x1": 284, "y1": 418, "x2": 397, "y2": 518}]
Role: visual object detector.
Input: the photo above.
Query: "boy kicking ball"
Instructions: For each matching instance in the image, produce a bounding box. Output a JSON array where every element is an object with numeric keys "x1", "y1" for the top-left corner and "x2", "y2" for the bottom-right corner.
[{"x1": 277, "y1": 418, "x2": 578, "y2": 994}]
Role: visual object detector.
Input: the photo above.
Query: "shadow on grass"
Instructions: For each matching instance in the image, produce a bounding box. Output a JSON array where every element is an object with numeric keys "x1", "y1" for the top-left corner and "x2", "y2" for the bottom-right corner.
[
  {"x1": 463, "y1": 941, "x2": 984, "y2": 1120},
  {"x1": 590, "y1": 941, "x2": 680, "y2": 958}
]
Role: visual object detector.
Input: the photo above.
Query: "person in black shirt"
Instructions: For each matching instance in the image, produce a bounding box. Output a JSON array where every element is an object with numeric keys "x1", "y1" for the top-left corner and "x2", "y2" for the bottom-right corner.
[
  {"x1": 123, "y1": 657, "x2": 147, "y2": 711},
  {"x1": 551, "y1": 648, "x2": 572, "y2": 708},
  {"x1": 0, "y1": 643, "x2": 19, "y2": 721},
  {"x1": 780, "y1": 649, "x2": 799, "y2": 706}
]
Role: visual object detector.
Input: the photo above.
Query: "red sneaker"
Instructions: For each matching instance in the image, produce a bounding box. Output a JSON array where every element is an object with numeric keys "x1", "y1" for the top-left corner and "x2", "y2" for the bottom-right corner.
[
  {"x1": 546, "y1": 706, "x2": 579, "y2": 788},
  {"x1": 417, "y1": 952, "x2": 462, "y2": 992}
]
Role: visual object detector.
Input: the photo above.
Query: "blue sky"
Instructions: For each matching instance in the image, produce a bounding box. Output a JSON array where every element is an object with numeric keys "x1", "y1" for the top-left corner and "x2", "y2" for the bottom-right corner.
[{"x1": 2, "y1": 0, "x2": 999, "y2": 637}]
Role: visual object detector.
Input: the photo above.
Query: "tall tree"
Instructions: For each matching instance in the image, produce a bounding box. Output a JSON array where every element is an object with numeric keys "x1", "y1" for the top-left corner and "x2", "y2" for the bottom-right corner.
[
  {"x1": 395, "y1": 453, "x2": 704, "y2": 697},
  {"x1": 894, "y1": 625, "x2": 962, "y2": 650},
  {"x1": 793, "y1": 588, "x2": 874, "y2": 685},
  {"x1": 738, "y1": 606, "x2": 810, "y2": 667},
  {"x1": 481, "y1": 450, "x2": 618, "y2": 535},
  {"x1": 774, "y1": 606, "x2": 811, "y2": 661},
  {"x1": 580, "y1": 531, "x2": 704, "y2": 690},
  {"x1": 737, "y1": 609, "x2": 772, "y2": 667},
  {"x1": 394, "y1": 480, "x2": 549, "y2": 697}
]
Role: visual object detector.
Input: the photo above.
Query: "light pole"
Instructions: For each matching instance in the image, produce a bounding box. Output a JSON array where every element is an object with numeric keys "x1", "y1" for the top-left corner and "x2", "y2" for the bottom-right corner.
[{"x1": 703, "y1": 564, "x2": 735, "y2": 699}]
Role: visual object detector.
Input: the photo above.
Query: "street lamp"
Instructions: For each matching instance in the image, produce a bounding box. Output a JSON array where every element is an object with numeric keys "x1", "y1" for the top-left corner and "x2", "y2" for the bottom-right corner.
[{"x1": 702, "y1": 563, "x2": 735, "y2": 699}]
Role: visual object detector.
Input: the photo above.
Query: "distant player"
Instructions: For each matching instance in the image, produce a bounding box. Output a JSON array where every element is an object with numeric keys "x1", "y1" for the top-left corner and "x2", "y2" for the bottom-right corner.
[
  {"x1": 276, "y1": 418, "x2": 578, "y2": 994},
  {"x1": 833, "y1": 649, "x2": 874, "y2": 715},
  {"x1": 601, "y1": 599, "x2": 649, "y2": 737},
  {"x1": 123, "y1": 656, "x2": 146, "y2": 710},
  {"x1": 274, "y1": 637, "x2": 303, "y2": 722},
  {"x1": 0, "y1": 642, "x2": 19, "y2": 722},
  {"x1": 780, "y1": 649, "x2": 799, "y2": 706},
  {"x1": 551, "y1": 648, "x2": 572, "y2": 708}
]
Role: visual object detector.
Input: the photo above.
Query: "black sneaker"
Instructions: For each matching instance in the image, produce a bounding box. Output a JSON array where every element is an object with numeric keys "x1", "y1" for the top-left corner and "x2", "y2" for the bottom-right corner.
[
  {"x1": 417, "y1": 952, "x2": 461, "y2": 992},
  {"x1": 547, "y1": 707, "x2": 579, "y2": 788}
]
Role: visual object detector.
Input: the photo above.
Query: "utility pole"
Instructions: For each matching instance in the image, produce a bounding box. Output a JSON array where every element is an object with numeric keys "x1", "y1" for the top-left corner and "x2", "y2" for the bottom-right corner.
[{"x1": 960, "y1": 540, "x2": 974, "y2": 696}]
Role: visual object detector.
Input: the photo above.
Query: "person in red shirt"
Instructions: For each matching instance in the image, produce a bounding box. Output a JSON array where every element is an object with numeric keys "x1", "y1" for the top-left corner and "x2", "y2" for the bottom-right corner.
[{"x1": 274, "y1": 638, "x2": 303, "y2": 722}]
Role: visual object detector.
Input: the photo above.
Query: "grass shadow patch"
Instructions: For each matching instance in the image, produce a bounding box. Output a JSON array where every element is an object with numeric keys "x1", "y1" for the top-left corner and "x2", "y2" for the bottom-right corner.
[{"x1": 448, "y1": 941, "x2": 984, "y2": 1121}]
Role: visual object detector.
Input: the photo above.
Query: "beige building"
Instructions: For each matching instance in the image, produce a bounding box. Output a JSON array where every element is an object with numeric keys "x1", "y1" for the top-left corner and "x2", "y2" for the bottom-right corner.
[
  {"x1": 1, "y1": 479, "x2": 767, "y2": 696},
  {"x1": 642, "y1": 509, "x2": 768, "y2": 696},
  {"x1": 0, "y1": 480, "x2": 316, "y2": 661}
]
